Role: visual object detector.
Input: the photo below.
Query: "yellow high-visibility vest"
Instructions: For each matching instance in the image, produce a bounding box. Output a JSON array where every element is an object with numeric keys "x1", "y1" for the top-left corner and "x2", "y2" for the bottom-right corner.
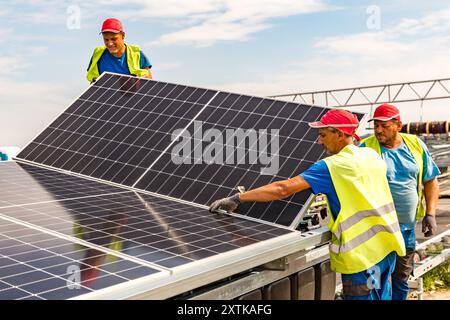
[
  {"x1": 324, "y1": 145, "x2": 406, "y2": 274},
  {"x1": 86, "y1": 44, "x2": 149, "y2": 82},
  {"x1": 361, "y1": 133, "x2": 425, "y2": 220}
]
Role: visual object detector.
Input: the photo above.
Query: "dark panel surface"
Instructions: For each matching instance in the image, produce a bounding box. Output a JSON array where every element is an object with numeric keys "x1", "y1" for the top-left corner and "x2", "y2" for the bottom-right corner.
[
  {"x1": 17, "y1": 73, "x2": 365, "y2": 227},
  {"x1": 136, "y1": 92, "x2": 329, "y2": 226},
  {"x1": 0, "y1": 162, "x2": 130, "y2": 208},
  {"x1": 0, "y1": 192, "x2": 293, "y2": 269},
  {"x1": 17, "y1": 73, "x2": 217, "y2": 186},
  {"x1": 0, "y1": 218, "x2": 159, "y2": 300}
]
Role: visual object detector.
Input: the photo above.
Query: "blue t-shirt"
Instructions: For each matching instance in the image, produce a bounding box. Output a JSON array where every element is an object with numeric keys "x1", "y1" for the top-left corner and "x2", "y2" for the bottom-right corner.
[
  {"x1": 87, "y1": 47, "x2": 152, "y2": 76},
  {"x1": 360, "y1": 138, "x2": 440, "y2": 228},
  {"x1": 300, "y1": 160, "x2": 340, "y2": 220}
]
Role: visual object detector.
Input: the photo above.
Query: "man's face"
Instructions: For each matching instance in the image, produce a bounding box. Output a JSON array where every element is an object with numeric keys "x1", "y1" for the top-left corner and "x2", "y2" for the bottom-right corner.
[
  {"x1": 373, "y1": 119, "x2": 401, "y2": 146},
  {"x1": 317, "y1": 128, "x2": 340, "y2": 155},
  {"x1": 102, "y1": 32, "x2": 125, "y2": 56}
]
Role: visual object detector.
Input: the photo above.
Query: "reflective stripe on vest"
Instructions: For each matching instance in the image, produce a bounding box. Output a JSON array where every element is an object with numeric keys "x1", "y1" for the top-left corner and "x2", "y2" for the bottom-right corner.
[
  {"x1": 324, "y1": 144, "x2": 406, "y2": 274},
  {"x1": 86, "y1": 44, "x2": 149, "y2": 82},
  {"x1": 361, "y1": 133, "x2": 425, "y2": 220},
  {"x1": 330, "y1": 221, "x2": 400, "y2": 254},
  {"x1": 333, "y1": 202, "x2": 396, "y2": 240}
]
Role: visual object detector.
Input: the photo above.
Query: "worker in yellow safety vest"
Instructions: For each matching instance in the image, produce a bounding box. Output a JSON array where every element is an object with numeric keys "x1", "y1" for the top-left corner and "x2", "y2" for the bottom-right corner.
[
  {"x1": 360, "y1": 103, "x2": 440, "y2": 300},
  {"x1": 86, "y1": 18, "x2": 152, "y2": 83},
  {"x1": 209, "y1": 109, "x2": 406, "y2": 300}
]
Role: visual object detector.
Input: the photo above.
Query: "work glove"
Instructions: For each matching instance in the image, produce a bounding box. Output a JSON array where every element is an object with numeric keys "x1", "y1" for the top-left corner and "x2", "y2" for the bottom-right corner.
[
  {"x1": 422, "y1": 214, "x2": 437, "y2": 237},
  {"x1": 209, "y1": 193, "x2": 241, "y2": 213}
]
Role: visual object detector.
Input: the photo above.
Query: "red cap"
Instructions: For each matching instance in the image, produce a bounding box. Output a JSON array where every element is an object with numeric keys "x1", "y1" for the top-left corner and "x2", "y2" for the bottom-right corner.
[
  {"x1": 309, "y1": 109, "x2": 360, "y2": 140},
  {"x1": 370, "y1": 103, "x2": 401, "y2": 122},
  {"x1": 101, "y1": 18, "x2": 124, "y2": 33}
]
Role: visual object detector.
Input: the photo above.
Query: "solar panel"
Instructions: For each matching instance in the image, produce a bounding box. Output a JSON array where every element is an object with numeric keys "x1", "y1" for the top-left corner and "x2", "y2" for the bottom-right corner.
[
  {"x1": 134, "y1": 92, "x2": 331, "y2": 226},
  {"x1": 0, "y1": 192, "x2": 292, "y2": 269},
  {"x1": 16, "y1": 73, "x2": 366, "y2": 227},
  {"x1": 0, "y1": 166, "x2": 304, "y2": 300},
  {"x1": 3, "y1": 72, "x2": 366, "y2": 299},
  {"x1": 0, "y1": 162, "x2": 130, "y2": 208},
  {"x1": 0, "y1": 218, "x2": 160, "y2": 300},
  {"x1": 17, "y1": 73, "x2": 217, "y2": 186}
]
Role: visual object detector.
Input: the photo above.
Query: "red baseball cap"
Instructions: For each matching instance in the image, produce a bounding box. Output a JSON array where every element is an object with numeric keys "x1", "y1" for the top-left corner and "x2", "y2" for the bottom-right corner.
[
  {"x1": 309, "y1": 109, "x2": 360, "y2": 140},
  {"x1": 101, "y1": 18, "x2": 124, "y2": 33},
  {"x1": 369, "y1": 103, "x2": 401, "y2": 122}
]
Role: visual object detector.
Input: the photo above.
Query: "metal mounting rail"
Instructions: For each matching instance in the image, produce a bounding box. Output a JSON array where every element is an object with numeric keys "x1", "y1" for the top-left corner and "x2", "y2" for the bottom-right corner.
[{"x1": 408, "y1": 229, "x2": 450, "y2": 300}]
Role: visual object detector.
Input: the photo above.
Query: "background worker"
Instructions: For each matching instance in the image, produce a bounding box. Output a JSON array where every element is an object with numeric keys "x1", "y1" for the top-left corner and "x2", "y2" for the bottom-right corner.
[
  {"x1": 360, "y1": 103, "x2": 440, "y2": 300},
  {"x1": 209, "y1": 109, "x2": 406, "y2": 300},
  {"x1": 86, "y1": 18, "x2": 152, "y2": 83}
]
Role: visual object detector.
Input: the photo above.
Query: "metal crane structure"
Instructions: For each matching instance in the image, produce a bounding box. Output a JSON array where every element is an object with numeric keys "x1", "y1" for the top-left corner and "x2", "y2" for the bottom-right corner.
[{"x1": 269, "y1": 78, "x2": 450, "y2": 114}]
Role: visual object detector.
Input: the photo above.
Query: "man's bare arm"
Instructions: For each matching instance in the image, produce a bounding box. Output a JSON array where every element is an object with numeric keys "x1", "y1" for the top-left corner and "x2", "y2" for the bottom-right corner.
[{"x1": 240, "y1": 176, "x2": 311, "y2": 202}]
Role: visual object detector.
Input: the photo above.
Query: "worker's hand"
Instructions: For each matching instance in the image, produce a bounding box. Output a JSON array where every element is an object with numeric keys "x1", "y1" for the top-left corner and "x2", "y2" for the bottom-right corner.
[
  {"x1": 209, "y1": 193, "x2": 241, "y2": 214},
  {"x1": 422, "y1": 214, "x2": 437, "y2": 237}
]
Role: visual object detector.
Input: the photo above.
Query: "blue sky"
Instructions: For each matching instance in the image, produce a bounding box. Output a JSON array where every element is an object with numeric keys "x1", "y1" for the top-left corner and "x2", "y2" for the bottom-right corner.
[{"x1": 1, "y1": 0, "x2": 450, "y2": 147}]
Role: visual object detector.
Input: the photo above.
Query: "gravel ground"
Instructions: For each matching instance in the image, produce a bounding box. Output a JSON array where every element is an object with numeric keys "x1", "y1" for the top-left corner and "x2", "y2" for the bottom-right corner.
[{"x1": 421, "y1": 289, "x2": 450, "y2": 300}]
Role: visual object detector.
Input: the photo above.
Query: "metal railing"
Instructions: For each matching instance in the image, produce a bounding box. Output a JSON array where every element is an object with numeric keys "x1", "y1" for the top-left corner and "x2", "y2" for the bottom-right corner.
[{"x1": 270, "y1": 78, "x2": 450, "y2": 108}]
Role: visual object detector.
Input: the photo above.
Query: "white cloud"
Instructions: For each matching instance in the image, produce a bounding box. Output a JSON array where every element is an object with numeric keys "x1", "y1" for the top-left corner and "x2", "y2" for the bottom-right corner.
[
  {"x1": 4, "y1": 0, "x2": 329, "y2": 46},
  {"x1": 0, "y1": 28, "x2": 14, "y2": 43},
  {"x1": 0, "y1": 56, "x2": 29, "y2": 76},
  {"x1": 3, "y1": 1, "x2": 68, "y2": 25},
  {"x1": 314, "y1": 32, "x2": 415, "y2": 59},
  {"x1": 122, "y1": 0, "x2": 225, "y2": 18},
  {"x1": 0, "y1": 8, "x2": 10, "y2": 17},
  {"x1": 150, "y1": 0, "x2": 329, "y2": 47},
  {"x1": 0, "y1": 44, "x2": 48, "y2": 77},
  {"x1": 213, "y1": 8, "x2": 450, "y2": 122},
  {"x1": 154, "y1": 20, "x2": 271, "y2": 47},
  {"x1": 393, "y1": 8, "x2": 450, "y2": 35},
  {"x1": 0, "y1": 78, "x2": 78, "y2": 147},
  {"x1": 83, "y1": 0, "x2": 329, "y2": 47},
  {"x1": 153, "y1": 61, "x2": 181, "y2": 71}
]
